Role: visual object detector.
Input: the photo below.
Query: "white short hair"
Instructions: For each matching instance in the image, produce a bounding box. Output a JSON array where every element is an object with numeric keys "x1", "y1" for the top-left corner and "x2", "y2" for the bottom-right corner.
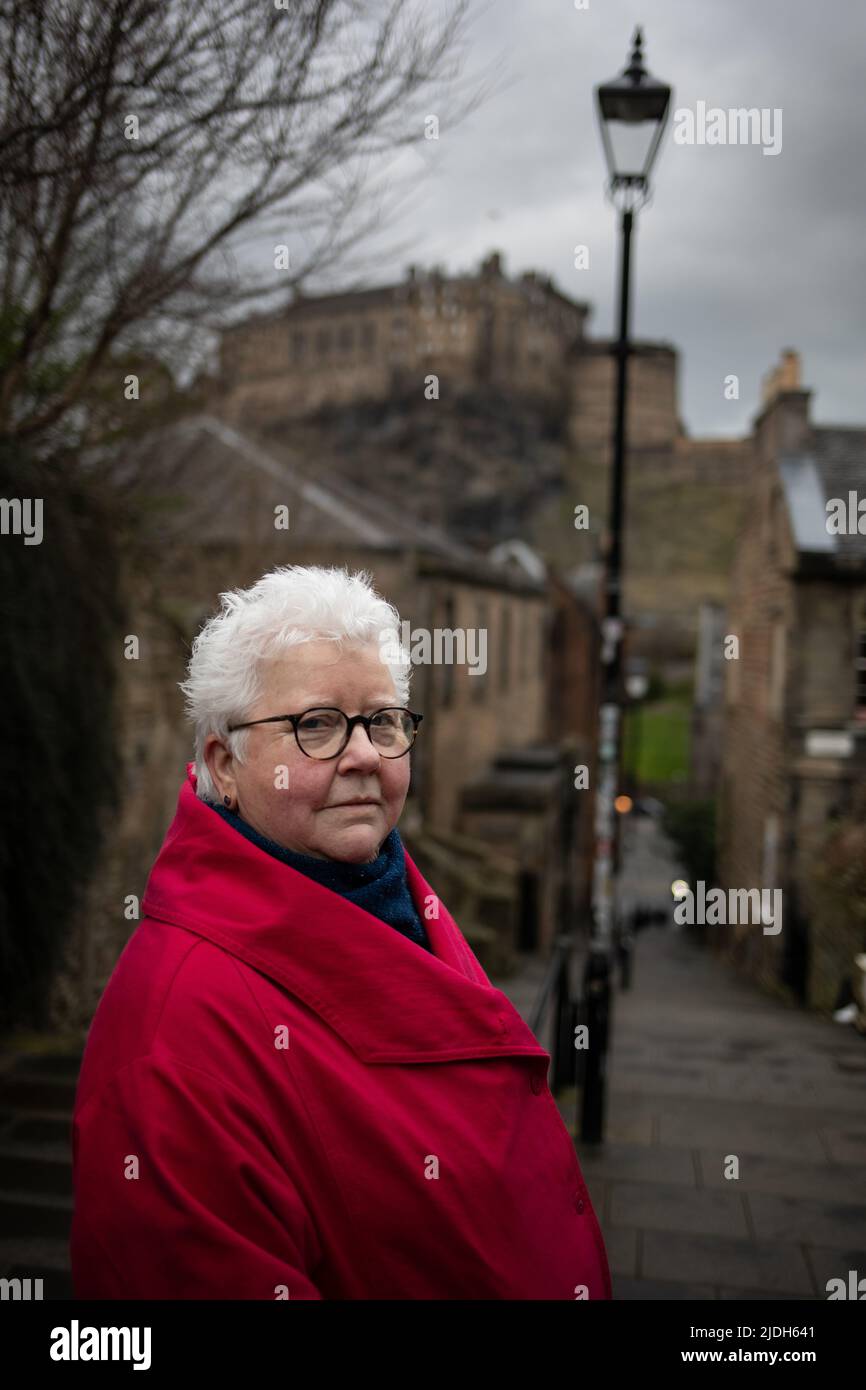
[{"x1": 178, "y1": 564, "x2": 410, "y2": 802}]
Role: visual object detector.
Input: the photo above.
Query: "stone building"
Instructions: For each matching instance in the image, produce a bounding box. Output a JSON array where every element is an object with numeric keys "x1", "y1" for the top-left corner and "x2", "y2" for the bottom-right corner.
[
  {"x1": 214, "y1": 247, "x2": 752, "y2": 489},
  {"x1": 215, "y1": 251, "x2": 589, "y2": 426},
  {"x1": 52, "y1": 416, "x2": 600, "y2": 1030},
  {"x1": 716, "y1": 351, "x2": 866, "y2": 1009},
  {"x1": 689, "y1": 601, "x2": 727, "y2": 799},
  {"x1": 206, "y1": 250, "x2": 755, "y2": 678},
  {"x1": 566, "y1": 339, "x2": 681, "y2": 460}
]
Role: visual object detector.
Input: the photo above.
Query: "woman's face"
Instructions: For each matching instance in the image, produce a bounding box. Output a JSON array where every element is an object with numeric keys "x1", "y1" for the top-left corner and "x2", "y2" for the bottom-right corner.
[{"x1": 204, "y1": 640, "x2": 411, "y2": 863}]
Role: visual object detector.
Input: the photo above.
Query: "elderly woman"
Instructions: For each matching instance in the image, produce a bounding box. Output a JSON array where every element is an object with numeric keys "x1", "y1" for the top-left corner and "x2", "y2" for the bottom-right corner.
[{"x1": 71, "y1": 564, "x2": 611, "y2": 1300}]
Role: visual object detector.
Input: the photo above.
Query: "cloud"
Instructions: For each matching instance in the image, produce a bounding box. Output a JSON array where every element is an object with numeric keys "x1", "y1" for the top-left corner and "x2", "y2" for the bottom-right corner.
[{"x1": 357, "y1": 0, "x2": 866, "y2": 435}]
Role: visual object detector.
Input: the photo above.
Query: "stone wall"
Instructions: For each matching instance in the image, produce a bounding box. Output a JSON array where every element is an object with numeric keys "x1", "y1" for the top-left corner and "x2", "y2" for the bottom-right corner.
[
  {"x1": 48, "y1": 533, "x2": 590, "y2": 1030},
  {"x1": 567, "y1": 342, "x2": 680, "y2": 459},
  {"x1": 716, "y1": 387, "x2": 809, "y2": 999},
  {"x1": 717, "y1": 382, "x2": 866, "y2": 1009},
  {"x1": 215, "y1": 252, "x2": 589, "y2": 427}
]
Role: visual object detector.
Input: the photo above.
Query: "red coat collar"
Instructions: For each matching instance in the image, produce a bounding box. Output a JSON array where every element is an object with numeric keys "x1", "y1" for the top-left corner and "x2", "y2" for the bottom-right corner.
[{"x1": 141, "y1": 766, "x2": 547, "y2": 1065}]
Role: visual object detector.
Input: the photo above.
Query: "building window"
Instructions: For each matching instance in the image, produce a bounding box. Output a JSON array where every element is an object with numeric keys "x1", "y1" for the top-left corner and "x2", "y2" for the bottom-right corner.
[
  {"x1": 856, "y1": 630, "x2": 866, "y2": 719},
  {"x1": 519, "y1": 604, "x2": 530, "y2": 681},
  {"x1": 499, "y1": 604, "x2": 511, "y2": 692},
  {"x1": 361, "y1": 321, "x2": 376, "y2": 350},
  {"x1": 291, "y1": 330, "x2": 306, "y2": 362},
  {"x1": 538, "y1": 609, "x2": 549, "y2": 684},
  {"x1": 338, "y1": 323, "x2": 354, "y2": 353},
  {"x1": 316, "y1": 327, "x2": 331, "y2": 358},
  {"x1": 726, "y1": 634, "x2": 741, "y2": 706},
  {"x1": 473, "y1": 600, "x2": 488, "y2": 703},
  {"x1": 761, "y1": 811, "x2": 783, "y2": 895},
  {"x1": 440, "y1": 594, "x2": 456, "y2": 709},
  {"x1": 766, "y1": 485, "x2": 782, "y2": 565},
  {"x1": 769, "y1": 619, "x2": 786, "y2": 718}
]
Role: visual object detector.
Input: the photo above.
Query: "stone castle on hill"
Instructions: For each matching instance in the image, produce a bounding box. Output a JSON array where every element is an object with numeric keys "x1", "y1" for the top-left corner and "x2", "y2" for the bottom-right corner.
[{"x1": 210, "y1": 249, "x2": 754, "y2": 495}]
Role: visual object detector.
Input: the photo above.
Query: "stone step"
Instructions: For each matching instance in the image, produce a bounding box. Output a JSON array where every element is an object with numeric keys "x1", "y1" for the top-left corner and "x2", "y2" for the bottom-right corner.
[
  {"x1": 4, "y1": 1264, "x2": 73, "y2": 1300},
  {"x1": 0, "y1": 1144, "x2": 72, "y2": 1196},
  {"x1": 0, "y1": 1263, "x2": 73, "y2": 1300},
  {"x1": 8, "y1": 1053, "x2": 83, "y2": 1080},
  {"x1": 1, "y1": 1114, "x2": 72, "y2": 1146},
  {"x1": 0, "y1": 1188, "x2": 73, "y2": 1240},
  {"x1": 0, "y1": 1235, "x2": 71, "y2": 1272},
  {"x1": 0, "y1": 1076, "x2": 76, "y2": 1113},
  {"x1": 0, "y1": 1237, "x2": 73, "y2": 1300}
]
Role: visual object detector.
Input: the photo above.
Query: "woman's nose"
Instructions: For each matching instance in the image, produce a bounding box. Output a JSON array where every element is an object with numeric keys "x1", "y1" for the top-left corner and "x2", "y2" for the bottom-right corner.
[{"x1": 338, "y1": 722, "x2": 381, "y2": 768}]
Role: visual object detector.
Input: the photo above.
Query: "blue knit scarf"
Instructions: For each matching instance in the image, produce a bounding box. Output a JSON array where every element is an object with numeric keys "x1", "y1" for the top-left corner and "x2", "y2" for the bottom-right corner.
[{"x1": 206, "y1": 800, "x2": 432, "y2": 952}]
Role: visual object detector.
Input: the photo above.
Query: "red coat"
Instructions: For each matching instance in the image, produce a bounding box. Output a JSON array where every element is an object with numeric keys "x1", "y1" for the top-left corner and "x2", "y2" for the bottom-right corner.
[{"x1": 70, "y1": 764, "x2": 612, "y2": 1300}]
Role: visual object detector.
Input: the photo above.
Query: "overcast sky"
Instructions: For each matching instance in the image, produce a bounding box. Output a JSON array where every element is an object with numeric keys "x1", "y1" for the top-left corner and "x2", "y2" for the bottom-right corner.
[{"x1": 319, "y1": 0, "x2": 866, "y2": 439}]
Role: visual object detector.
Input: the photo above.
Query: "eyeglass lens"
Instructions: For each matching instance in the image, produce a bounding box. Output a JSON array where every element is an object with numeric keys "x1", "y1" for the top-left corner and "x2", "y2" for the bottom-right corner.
[{"x1": 296, "y1": 709, "x2": 414, "y2": 758}]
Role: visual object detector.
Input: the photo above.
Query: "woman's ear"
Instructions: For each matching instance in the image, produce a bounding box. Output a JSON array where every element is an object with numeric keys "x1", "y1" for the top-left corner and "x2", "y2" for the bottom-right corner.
[{"x1": 203, "y1": 733, "x2": 235, "y2": 804}]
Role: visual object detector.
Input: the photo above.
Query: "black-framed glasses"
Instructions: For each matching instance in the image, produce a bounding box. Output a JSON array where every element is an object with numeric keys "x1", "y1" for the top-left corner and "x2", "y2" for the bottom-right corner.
[{"x1": 226, "y1": 706, "x2": 423, "y2": 760}]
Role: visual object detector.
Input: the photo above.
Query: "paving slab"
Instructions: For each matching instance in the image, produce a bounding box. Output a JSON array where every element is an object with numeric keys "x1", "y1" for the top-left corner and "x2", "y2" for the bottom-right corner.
[
  {"x1": 612, "y1": 1276, "x2": 715, "y2": 1300},
  {"x1": 494, "y1": 817, "x2": 866, "y2": 1300},
  {"x1": 603, "y1": 1224, "x2": 640, "y2": 1278},
  {"x1": 641, "y1": 1229, "x2": 815, "y2": 1297},
  {"x1": 747, "y1": 1192, "x2": 866, "y2": 1248},
  {"x1": 578, "y1": 1140, "x2": 697, "y2": 1187},
  {"x1": 805, "y1": 1244, "x2": 866, "y2": 1296},
  {"x1": 697, "y1": 1149, "x2": 866, "y2": 1203},
  {"x1": 610, "y1": 1180, "x2": 751, "y2": 1239}
]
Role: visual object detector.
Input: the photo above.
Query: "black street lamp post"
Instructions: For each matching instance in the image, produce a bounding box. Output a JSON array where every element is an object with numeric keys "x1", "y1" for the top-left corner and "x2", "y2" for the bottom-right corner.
[{"x1": 580, "y1": 28, "x2": 671, "y2": 1143}]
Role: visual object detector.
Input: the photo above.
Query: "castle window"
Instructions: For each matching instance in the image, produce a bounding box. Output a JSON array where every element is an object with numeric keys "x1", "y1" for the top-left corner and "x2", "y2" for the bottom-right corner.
[
  {"x1": 291, "y1": 330, "x2": 306, "y2": 362},
  {"x1": 361, "y1": 321, "x2": 376, "y2": 350},
  {"x1": 338, "y1": 323, "x2": 354, "y2": 352},
  {"x1": 316, "y1": 327, "x2": 331, "y2": 357}
]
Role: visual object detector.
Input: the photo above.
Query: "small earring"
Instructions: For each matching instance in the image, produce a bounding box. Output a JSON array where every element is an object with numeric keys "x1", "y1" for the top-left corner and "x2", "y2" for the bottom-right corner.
[{"x1": 223, "y1": 795, "x2": 232, "y2": 808}]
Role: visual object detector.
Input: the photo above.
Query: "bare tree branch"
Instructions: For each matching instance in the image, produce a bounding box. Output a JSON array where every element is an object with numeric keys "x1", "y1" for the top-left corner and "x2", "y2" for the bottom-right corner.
[{"x1": 0, "y1": 0, "x2": 497, "y2": 444}]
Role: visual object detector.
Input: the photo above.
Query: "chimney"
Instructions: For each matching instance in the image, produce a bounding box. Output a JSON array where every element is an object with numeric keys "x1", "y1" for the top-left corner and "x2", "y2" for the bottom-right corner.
[
  {"x1": 481, "y1": 251, "x2": 503, "y2": 277},
  {"x1": 754, "y1": 348, "x2": 812, "y2": 461},
  {"x1": 760, "y1": 348, "x2": 801, "y2": 407}
]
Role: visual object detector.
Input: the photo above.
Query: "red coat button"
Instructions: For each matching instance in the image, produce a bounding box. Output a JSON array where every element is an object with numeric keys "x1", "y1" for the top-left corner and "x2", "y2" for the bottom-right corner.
[{"x1": 574, "y1": 1195, "x2": 585, "y2": 1214}]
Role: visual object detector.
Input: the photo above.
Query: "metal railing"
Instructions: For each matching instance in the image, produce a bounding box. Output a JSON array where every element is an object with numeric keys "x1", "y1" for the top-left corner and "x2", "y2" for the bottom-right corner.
[{"x1": 529, "y1": 932, "x2": 580, "y2": 1100}]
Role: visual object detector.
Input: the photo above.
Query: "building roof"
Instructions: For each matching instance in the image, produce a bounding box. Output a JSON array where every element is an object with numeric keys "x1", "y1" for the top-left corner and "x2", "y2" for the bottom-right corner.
[
  {"x1": 779, "y1": 427, "x2": 866, "y2": 568},
  {"x1": 92, "y1": 415, "x2": 546, "y2": 591},
  {"x1": 487, "y1": 538, "x2": 548, "y2": 582}
]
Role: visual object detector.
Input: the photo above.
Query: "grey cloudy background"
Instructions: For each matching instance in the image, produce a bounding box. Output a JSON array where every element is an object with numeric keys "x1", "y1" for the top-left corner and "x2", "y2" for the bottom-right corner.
[{"x1": 310, "y1": 0, "x2": 866, "y2": 439}]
